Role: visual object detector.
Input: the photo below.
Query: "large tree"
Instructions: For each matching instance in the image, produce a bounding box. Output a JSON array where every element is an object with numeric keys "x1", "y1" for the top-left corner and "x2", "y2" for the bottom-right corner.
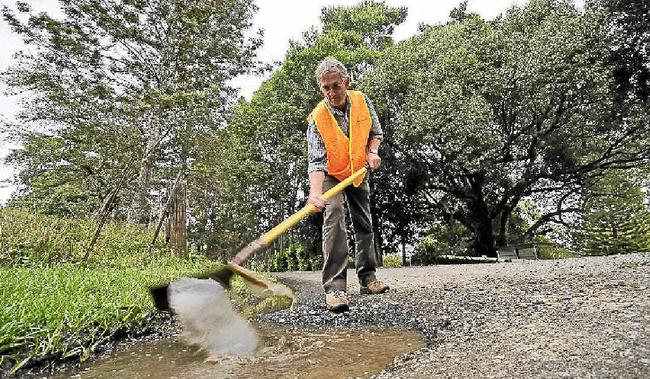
[
  {"x1": 2, "y1": 0, "x2": 261, "y2": 222},
  {"x1": 363, "y1": 0, "x2": 650, "y2": 256},
  {"x1": 595, "y1": 0, "x2": 650, "y2": 103},
  {"x1": 189, "y1": 1, "x2": 407, "y2": 260}
]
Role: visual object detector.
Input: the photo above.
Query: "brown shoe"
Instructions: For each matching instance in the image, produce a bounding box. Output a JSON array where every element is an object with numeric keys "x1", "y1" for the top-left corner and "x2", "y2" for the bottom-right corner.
[
  {"x1": 360, "y1": 280, "x2": 389, "y2": 295},
  {"x1": 325, "y1": 291, "x2": 349, "y2": 313}
]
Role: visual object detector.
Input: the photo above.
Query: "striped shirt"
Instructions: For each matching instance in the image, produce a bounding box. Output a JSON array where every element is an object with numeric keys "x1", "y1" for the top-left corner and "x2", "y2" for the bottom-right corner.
[{"x1": 306, "y1": 92, "x2": 383, "y2": 173}]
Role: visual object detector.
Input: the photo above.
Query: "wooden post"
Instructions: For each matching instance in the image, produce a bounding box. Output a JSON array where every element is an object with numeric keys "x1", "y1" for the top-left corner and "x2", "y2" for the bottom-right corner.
[{"x1": 168, "y1": 178, "x2": 187, "y2": 255}]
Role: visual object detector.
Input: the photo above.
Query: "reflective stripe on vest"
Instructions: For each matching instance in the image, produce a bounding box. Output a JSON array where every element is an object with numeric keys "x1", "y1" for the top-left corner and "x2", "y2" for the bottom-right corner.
[{"x1": 310, "y1": 90, "x2": 371, "y2": 187}]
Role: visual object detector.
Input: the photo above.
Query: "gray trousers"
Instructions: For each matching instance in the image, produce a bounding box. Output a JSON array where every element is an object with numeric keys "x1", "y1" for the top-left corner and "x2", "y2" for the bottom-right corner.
[{"x1": 322, "y1": 175, "x2": 378, "y2": 292}]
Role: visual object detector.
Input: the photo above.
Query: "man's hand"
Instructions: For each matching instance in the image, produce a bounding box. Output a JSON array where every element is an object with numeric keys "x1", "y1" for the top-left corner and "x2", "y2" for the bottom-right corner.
[
  {"x1": 308, "y1": 192, "x2": 328, "y2": 213},
  {"x1": 367, "y1": 151, "x2": 381, "y2": 171},
  {"x1": 308, "y1": 171, "x2": 327, "y2": 213}
]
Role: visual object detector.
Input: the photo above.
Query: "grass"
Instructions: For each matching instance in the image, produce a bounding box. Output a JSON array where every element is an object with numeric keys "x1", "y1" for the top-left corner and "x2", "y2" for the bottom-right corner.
[
  {"x1": 0, "y1": 208, "x2": 266, "y2": 375},
  {"x1": 537, "y1": 245, "x2": 578, "y2": 260}
]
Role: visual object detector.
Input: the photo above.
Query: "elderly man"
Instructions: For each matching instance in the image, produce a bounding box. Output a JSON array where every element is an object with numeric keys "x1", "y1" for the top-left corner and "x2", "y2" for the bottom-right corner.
[{"x1": 306, "y1": 56, "x2": 389, "y2": 313}]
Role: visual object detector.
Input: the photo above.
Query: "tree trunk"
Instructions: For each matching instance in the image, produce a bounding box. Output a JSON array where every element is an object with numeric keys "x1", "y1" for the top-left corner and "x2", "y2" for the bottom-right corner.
[
  {"x1": 168, "y1": 179, "x2": 188, "y2": 255},
  {"x1": 467, "y1": 176, "x2": 498, "y2": 257},
  {"x1": 149, "y1": 172, "x2": 184, "y2": 249},
  {"x1": 471, "y1": 216, "x2": 497, "y2": 257},
  {"x1": 83, "y1": 156, "x2": 137, "y2": 261},
  {"x1": 128, "y1": 123, "x2": 160, "y2": 225},
  {"x1": 495, "y1": 209, "x2": 511, "y2": 247}
]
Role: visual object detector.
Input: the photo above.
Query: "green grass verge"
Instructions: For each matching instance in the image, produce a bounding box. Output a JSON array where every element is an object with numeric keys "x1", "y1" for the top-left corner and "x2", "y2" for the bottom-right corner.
[
  {"x1": 0, "y1": 256, "x2": 222, "y2": 374},
  {"x1": 0, "y1": 209, "x2": 279, "y2": 375}
]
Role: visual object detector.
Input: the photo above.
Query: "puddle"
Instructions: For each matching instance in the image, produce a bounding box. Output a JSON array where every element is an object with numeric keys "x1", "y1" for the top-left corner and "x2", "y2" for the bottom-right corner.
[{"x1": 49, "y1": 325, "x2": 424, "y2": 379}]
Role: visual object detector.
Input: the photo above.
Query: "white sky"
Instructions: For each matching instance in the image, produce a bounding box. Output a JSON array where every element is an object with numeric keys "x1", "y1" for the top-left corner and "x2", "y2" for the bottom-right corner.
[{"x1": 0, "y1": 0, "x2": 583, "y2": 203}]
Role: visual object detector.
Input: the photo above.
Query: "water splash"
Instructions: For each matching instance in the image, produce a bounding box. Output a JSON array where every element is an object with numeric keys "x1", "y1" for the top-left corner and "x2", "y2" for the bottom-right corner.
[{"x1": 168, "y1": 278, "x2": 259, "y2": 356}]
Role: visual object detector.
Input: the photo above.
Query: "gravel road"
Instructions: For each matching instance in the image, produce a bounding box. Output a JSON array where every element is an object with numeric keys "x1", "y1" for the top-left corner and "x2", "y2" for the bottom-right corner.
[{"x1": 259, "y1": 253, "x2": 650, "y2": 378}]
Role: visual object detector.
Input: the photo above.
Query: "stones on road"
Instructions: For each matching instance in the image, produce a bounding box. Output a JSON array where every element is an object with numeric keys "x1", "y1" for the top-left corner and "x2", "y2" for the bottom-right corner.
[{"x1": 259, "y1": 253, "x2": 650, "y2": 378}]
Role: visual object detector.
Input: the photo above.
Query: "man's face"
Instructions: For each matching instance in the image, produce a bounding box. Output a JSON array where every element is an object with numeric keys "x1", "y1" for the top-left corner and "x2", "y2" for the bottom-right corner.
[{"x1": 319, "y1": 72, "x2": 350, "y2": 110}]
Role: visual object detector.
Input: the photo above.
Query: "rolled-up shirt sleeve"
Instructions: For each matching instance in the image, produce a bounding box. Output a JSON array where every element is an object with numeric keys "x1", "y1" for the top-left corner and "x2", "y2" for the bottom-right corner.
[
  {"x1": 365, "y1": 95, "x2": 383, "y2": 142},
  {"x1": 307, "y1": 116, "x2": 328, "y2": 174}
]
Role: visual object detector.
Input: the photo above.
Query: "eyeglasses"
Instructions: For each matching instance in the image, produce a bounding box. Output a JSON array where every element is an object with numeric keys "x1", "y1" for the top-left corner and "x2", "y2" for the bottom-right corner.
[{"x1": 320, "y1": 82, "x2": 343, "y2": 94}]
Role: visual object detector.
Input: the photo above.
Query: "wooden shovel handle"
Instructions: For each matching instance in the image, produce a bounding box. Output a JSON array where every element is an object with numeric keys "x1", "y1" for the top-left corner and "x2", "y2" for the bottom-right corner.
[{"x1": 230, "y1": 167, "x2": 368, "y2": 265}]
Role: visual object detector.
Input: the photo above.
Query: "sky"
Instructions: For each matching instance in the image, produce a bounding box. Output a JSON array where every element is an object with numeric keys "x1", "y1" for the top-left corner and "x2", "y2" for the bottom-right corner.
[{"x1": 0, "y1": 0, "x2": 583, "y2": 203}]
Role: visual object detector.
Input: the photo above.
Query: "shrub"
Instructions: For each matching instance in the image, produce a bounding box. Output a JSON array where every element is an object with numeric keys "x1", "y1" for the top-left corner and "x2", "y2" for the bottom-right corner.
[
  {"x1": 266, "y1": 243, "x2": 321, "y2": 272},
  {"x1": 310, "y1": 253, "x2": 323, "y2": 271},
  {"x1": 537, "y1": 244, "x2": 577, "y2": 259},
  {"x1": 411, "y1": 220, "x2": 472, "y2": 264},
  {"x1": 382, "y1": 254, "x2": 402, "y2": 267},
  {"x1": 347, "y1": 254, "x2": 355, "y2": 269}
]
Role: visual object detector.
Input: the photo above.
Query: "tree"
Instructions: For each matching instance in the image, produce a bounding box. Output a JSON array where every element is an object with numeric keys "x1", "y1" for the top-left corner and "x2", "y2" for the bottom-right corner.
[
  {"x1": 190, "y1": 1, "x2": 407, "y2": 260},
  {"x1": 363, "y1": 0, "x2": 650, "y2": 256},
  {"x1": 411, "y1": 218, "x2": 472, "y2": 264},
  {"x1": 575, "y1": 170, "x2": 650, "y2": 255},
  {"x1": 2, "y1": 0, "x2": 262, "y2": 223},
  {"x1": 592, "y1": 0, "x2": 650, "y2": 103}
]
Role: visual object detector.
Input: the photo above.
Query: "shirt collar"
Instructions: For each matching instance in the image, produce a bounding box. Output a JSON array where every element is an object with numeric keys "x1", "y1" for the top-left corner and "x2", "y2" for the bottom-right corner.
[{"x1": 324, "y1": 92, "x2": 351, "y2": 116}]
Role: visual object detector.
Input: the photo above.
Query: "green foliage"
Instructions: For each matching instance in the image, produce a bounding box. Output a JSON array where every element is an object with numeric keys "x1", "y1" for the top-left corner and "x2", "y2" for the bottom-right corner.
[
  {"x1": 536, "y1": 244, "x2": 576, "y2": 259},
  {"x1": 411, "y1": 219, "x2": 472, "y2": 264},
  {"x1": 264, "y1": 243, "x2": 321, "y2": 272},
  {"x1": 2, "y1": 0, "x2": 262, "y2": 223},
  {"x1": 531, "y1": 234, "x2": 577, "y2": 259},
  {"x1": 188, "y1": 1, "x2": 407, "y2": 259},
  {"x1": 505, "y1": 203, "x2": 535, "y2": 244},
  {"x1": 0, "y1": 208, "x2": 222, "y2": 374},
  {"x1": 363, "y1": 0, "x2": 650, "y2": 256},
  {"x1": 0, "y1": 208, "x2": 154, "y2": 265},
  {"x1": 310, "y1": 252, "x2": 324, "y2": 272},
  {"x1": 576, "y1": 170, "x2": 650, "y2": 255},
  {"x1": 9, "y1": 183, "x2": 93, "y2": 217},
  {"x1": 593, "y1": 0, "x2": 650, "y2": 102},
  {"x1": 382, "y1": 254, "x2": 402, "y2": 268}
]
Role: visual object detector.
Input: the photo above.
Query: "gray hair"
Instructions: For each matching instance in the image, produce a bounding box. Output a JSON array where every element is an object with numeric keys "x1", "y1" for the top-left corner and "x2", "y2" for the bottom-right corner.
[{"x1": 315, "y1": 57, "x2": 349, "y2": 83}]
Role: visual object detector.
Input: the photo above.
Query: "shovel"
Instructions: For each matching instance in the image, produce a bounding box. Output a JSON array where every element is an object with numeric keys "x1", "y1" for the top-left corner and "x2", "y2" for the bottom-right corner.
[{"x1": 150, "y1": 167, "x2": 368, "y2": 311}]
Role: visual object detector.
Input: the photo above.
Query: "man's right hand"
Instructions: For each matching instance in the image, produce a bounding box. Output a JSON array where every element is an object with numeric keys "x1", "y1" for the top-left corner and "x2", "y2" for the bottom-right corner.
[
  {"x1": 308, "y1": 192, "x2": 328, "y2": 213},
  {"x1": 308, "y1": 171, "x2": 327, "y2": 213}
]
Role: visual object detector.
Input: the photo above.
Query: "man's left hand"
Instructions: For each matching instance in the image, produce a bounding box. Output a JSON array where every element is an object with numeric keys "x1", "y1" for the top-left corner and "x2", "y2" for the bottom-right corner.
[{"x1": 367, "y1": 152, "x2": 381, "y2": 171}]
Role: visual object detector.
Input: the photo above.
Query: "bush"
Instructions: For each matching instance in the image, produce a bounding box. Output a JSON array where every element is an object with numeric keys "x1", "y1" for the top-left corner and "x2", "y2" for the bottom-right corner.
[
  {"x1": 537, "y1": 244, "x2": 577, "y2": 259},
  {"x1": 532, "y1": 235, "x2": 577, "y2": 259},
  {"x1": 410, "y1": 220, "x2": 472, "y2": 264},
  {"x1": 266, "y1": 243, "x2": 321, "y2": 272},
  {"x1": 9, "y1": 184, "x2": 95, "y2": 217},
  {"x1": 310, "y1": 253, "x2": 323, "y2": 271},
  {"x1": 382, "y1": 254, "x2": 402, "y2": 267},
  {"x1": 347, "y1": 254, "x2": 355, "y2": 269}
]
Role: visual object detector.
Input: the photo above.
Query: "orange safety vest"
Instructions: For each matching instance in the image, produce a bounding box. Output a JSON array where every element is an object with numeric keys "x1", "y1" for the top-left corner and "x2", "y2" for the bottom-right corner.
[{"x1": 309, "y1": 90, "x2": 372, "y2": 187}]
